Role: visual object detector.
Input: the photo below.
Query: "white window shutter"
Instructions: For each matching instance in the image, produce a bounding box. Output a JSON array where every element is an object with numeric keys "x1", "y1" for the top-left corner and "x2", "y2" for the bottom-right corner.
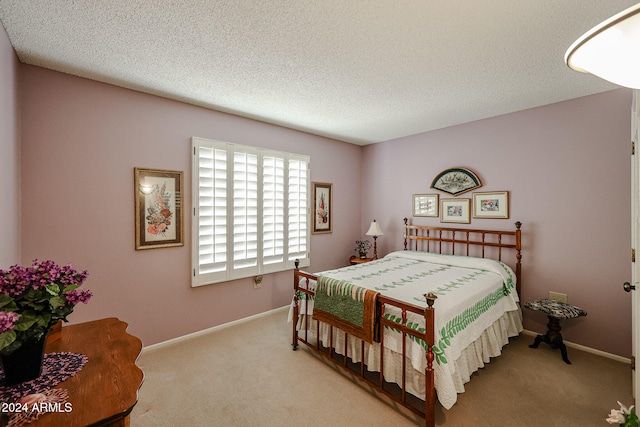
[
  {"x1": 192, "y1": 137, "x2": 309, "y2": 286},
  {"x1": 288, "y1": 157, "x2": 309, "y2": 267},
  {"x1": 192, "y1": 140, "x2": 228, "y2": 285},
  {"x1": 262, "y1": 154, "x2": 285, "y2": 267},
  {"x1": 233, "y1": 150, "x2": 259, "y2": 273}
]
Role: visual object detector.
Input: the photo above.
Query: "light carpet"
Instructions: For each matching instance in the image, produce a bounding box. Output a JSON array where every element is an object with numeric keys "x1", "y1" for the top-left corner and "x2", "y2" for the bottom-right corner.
[{"x1": 131, "y1": 307, "x2": 632, "y2": 426}]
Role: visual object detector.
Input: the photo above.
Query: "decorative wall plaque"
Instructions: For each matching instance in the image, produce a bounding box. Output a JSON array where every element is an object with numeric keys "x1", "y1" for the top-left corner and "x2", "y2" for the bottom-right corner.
[{"x1": 430, "y1": 168, "x2": 482, "y2": 196}]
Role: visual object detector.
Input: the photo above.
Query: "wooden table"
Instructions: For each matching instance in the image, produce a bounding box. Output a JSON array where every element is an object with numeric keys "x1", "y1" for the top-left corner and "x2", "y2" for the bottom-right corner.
[
  {"x1": 34, "y1": 317, "x2": 143, "y2": 426},
  {"x1": 349, "y1": 256, "x2": 374, "y2": 265}
]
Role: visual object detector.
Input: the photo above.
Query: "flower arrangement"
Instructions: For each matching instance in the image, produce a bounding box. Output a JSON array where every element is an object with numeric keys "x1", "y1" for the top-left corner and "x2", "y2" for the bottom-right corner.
[
  {"x1": 607, "y1": 401, "x2": 639, "y2": 426},
  {"x1": 354, "y1": 240, "x2": 372, "y2": 256},
  {"x1": 0, "y1": 260, "x2": 92, "y2": 355},
  {"x1": 145, "y1": 182, "x2": 174, "y2": 236}
]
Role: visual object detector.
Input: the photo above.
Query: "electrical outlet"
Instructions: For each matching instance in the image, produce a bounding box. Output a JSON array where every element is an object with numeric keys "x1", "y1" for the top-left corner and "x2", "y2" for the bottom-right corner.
[
  {"x1": 548, "y1": 291, "x2": 568, "y2": 304},
  {"x1": 253, "y1": 275, "x2": 263, "y2": 289}
]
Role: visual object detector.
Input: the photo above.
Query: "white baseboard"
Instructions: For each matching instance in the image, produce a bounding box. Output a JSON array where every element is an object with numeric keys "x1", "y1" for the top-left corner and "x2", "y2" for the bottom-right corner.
[
  {"x1": 142, "y1": 305, "x2": 290, "y2": 353},
  {"x1": 521, "y1": 329, "x2": 631, "y2": 364}
]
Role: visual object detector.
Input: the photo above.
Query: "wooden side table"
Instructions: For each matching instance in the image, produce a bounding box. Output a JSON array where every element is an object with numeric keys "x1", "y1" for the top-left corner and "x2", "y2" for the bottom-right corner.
[
  {"x1": 524, "y1": 299, "x2": 587, "y2": 364},
  {"x1": 33, "y1": 317, "x2": 143, "y2": 426},
  {"x1": 350, "y1": 256, "x2": 374, "y2": 265}
]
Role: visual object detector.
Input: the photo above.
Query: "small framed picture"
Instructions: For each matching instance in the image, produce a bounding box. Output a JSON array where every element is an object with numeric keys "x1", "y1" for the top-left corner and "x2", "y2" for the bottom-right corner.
[
  {"x1": 312, "y1": 182, "x2": 332, "y2": 234},
  {"x1": 135, "y1": 168, "x2": 184, "y2": 250},
  {"x1": 413, "y1": 194, "x2": 439, "y2": 217},
  {"x1": 440, "y1": 198, "x2": 471, "y2": 224},
  {"x1": 473, "y1": 191, "x2": 509, "y2": 219}
]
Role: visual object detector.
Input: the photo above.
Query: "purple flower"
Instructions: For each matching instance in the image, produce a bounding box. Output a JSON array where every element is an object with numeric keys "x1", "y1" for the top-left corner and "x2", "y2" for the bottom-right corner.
[
  {"x1": 0, "y1": 260, "x2": 91, "y2": 354},
  {"x1": 0, "y1": 312, "x2": 18, "y2": 333},
  {"x1": 64, "y1": 289, "x2": 92, "y2": 306}
]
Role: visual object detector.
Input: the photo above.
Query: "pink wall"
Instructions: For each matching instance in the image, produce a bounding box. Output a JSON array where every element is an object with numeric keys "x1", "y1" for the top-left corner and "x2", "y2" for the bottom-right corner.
[
  {"x1": 362, "y1": 88, "x2": 633, "y2": 357},
  {"x1": 0, "y1": 23, "x2": 20, "y2": 267},
  {"x1": 6, "y1": 53, "x2": 635, "y2": 356},
  {"x1": 19, "y1": 65, "x2": 363, "y2": 345}
]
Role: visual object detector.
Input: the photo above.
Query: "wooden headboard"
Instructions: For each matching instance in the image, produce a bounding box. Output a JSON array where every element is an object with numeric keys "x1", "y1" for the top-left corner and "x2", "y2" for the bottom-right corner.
[{"x1": 403, "y1": 218, "x2": 522, "y2": 296}]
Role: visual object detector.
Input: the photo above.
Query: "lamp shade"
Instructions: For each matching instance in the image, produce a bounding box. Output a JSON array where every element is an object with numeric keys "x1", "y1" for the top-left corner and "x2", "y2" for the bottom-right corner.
[
  {"x1": 565, "y1": 3, "x2": 640, "y2": 89},
  {"x1": 365, "y1": 220, "x2": 384, "y2": 237}
]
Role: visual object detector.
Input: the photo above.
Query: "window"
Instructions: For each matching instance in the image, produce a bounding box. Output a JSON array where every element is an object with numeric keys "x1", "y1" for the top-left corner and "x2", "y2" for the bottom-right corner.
[{"x1": 192, "y1": 137, "x2": 310, "y2": 286}]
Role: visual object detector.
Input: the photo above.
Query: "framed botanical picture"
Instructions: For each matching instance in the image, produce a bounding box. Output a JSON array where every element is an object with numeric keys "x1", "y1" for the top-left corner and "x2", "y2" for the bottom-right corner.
[
  {"x1": 135, "y1": 168, "x2": 184, "y2": 250},
  {"x1": 413, "y1": 194, "x2": 439, "y2": 217},
  {"x1": 431, "y1": 167, "x2": 482, "y2": 196},
  {"x1": 312, "y1": 182, "x2": 332, "y2": 234},
  {"x1": 440, "y1": 198, "x2": 471, "y2": 224},
  {"x1": 473, "y1": 191, "x2": 509, "y2": 219}
]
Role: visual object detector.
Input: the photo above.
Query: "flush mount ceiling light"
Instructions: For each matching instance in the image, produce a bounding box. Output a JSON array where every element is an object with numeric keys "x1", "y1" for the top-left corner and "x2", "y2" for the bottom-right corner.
[{"x1": 565, "y1": 3, "x2": 640, "y2": 89}]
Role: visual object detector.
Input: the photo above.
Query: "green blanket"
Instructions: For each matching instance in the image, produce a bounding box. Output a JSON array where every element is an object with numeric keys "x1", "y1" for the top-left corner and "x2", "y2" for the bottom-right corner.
[{"x1": 313, "y1": 275, "x2": 379, "y2": 343}]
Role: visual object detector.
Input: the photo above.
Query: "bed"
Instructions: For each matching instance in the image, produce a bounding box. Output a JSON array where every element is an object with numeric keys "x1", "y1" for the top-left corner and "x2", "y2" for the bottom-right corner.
[{"x1": 289, "y1": 219, "x2": 523, "y2": 427}]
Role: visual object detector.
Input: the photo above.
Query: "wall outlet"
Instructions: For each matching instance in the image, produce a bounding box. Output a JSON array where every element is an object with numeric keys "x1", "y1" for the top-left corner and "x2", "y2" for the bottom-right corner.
[
  {"x1": 253, "y1": 275, "x2": 263, "y2": 289},
  {"x1": 548, "y1": 291, "x2": 568, "y2": 304}
]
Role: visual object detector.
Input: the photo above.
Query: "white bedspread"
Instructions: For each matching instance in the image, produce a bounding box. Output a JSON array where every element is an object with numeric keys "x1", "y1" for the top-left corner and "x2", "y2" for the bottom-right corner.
[{"x1": 290, "y1": 251, "x2": 523, "y2": 409}]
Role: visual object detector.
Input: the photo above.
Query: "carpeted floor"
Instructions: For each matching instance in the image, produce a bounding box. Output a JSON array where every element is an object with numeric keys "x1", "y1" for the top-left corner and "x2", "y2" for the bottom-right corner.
[{"x1": 130, "y1": 307, "x2": 632, "y2": 426}]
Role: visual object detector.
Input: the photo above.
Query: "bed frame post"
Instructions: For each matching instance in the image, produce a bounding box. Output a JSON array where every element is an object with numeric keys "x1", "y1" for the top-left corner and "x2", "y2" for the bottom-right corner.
[
  {"x1": 292, "y1": 259, "x2": 300, "y2": 351},
  {"x1": 514, "y1": 222, "x2": 522, "y2": 297},
  {"x1": 424, "y1": 292, "x2": 437, "y2": 427},
  {"x1": 403, "y1": 217, "x2": 409, "y2": 250}
]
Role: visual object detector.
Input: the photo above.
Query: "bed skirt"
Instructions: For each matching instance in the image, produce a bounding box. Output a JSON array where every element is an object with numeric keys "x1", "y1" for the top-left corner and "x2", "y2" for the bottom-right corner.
[{"x1": 290, "y1": 306, "x2": 522, "y2": 409}]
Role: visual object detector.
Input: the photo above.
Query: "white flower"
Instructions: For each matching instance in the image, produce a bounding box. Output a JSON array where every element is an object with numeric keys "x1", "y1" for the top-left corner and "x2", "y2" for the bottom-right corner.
[
  {"x1": 607, "y1": 402, "x2": 637, "y2": 425},
  {"x1": 607, "y1": 408, "x2": 626, "y2": 424}
]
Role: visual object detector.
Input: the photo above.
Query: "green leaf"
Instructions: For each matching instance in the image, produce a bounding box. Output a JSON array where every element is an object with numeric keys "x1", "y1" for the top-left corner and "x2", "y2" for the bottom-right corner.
[
  {"x1": 13, "y1": 313, "x2": 37, "y2": 331},
  {"x1": 0, "y1": 330, "x2": 16, "y2": 351},
  {"x1": 63, "y1": 284, "x2": 79, "y2": 293},
  {"x1": 49, "y1": 296, "x2": 65, "y2": 309},
  {"x1": 0, "y1": 295, "x2": 16, "y2": 310},
  {"x1": 45, "y1": 283, "x2": 60, "y2": 296}
]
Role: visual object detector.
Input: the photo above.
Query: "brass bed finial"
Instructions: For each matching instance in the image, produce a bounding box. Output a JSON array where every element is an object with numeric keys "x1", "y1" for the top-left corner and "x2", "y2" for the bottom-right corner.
[{"x1": 425, "y1": 292, "x2": 438, "y2": 308}]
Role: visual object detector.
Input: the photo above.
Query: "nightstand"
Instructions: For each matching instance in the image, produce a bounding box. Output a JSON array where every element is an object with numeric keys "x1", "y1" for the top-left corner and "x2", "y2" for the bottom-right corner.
[
  {"x1": 524, "y1": 298, "x2": 587, "y2": 364},
  {"x1": 350, "y1": 256, "x2": 374, "y2": 265}
]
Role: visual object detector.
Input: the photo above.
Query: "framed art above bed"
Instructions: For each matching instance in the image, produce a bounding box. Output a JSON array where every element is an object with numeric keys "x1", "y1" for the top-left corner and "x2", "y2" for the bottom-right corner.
[
  {"x1": 473, "y1": 191, "x2": 509, "y2": 219},
  {"x1": 440, "y1": 198, "x2": 470, "y2": 223},
  {"x1": 413, "y1": 194, "x2": 439, "y2": 217},
  {"x1": 430, "y1": 167, "x2": 482, "y2": 196}
]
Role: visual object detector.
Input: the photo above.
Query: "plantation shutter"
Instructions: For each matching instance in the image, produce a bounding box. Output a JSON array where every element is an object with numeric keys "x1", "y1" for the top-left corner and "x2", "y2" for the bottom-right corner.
[
  {"x1": 287, "y1": 157, "x2": 309, "y2": 264},
  {"x1": 262, "y1": 154, "x2": 285, "y2": 269},
  {"x1": 233, "y1": 150, "x2": 259, "y2": 275},
  {"x1": 192, "y1": 137, "x2": 310, "y2": 287},
  {"x1": 194, "y1": 144, "x2": 228, "y2": 284}
]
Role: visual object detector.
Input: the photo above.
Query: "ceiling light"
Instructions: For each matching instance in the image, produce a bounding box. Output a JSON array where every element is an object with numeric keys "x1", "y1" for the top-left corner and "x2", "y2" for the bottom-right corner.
[{"x1": 565, "y1": 3, "x2": 640, "y2": 89}]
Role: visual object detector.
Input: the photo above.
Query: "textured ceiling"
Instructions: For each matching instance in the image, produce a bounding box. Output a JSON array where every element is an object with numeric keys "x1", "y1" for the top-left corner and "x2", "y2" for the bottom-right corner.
[{"x1": 0, "y1": 1, "x2": 635, "y2": 145}]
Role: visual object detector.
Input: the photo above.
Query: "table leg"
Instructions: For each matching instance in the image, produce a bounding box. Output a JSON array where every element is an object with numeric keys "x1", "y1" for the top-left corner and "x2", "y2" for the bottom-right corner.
[{"x1": 528, "y1": 316, "x2": 571, "y2": 364}]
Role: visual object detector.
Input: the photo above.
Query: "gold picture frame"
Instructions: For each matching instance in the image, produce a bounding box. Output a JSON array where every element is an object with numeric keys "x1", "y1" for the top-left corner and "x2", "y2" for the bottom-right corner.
[
  {"x1": 440, "y1": 198, "x2": 471, "y2": 224},
  {"x1": 473, "y1": 191, "x2": 509, "y2": 219},
  {"x1": 312, "y1": 182, "x2": 332, "y2": 234},
  {"x1": 135, "y1": 167, "x2": 184, "y2": 250},
  {"x1": 413, "y1": 194, "x2": 439, "y2": 217}
]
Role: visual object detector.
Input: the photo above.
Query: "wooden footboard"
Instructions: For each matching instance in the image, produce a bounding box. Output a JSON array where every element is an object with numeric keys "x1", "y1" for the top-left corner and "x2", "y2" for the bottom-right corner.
[{"x1": 292, "y1": 262, "x2": 438, "y2": 426}]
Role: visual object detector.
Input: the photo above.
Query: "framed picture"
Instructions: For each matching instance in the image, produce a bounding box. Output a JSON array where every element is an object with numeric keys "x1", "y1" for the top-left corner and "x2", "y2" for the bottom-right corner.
[
  {"x1": 135, "y1": 168, "x2": 184, "y2": 250},
  {"x1": 413, "y1": 194, "x2": 439, "y2": 217},
  {"x1": 431, "y1": 167, "x2": 482, "y2": 196},
  {"x1": 473, "y1": 191, "x2": 509, "y2": 219},
  {"x1": 312, "y1": 182, "x2": 332, "y2": 234},
  {"x1": 440, "y1": 198, "x2": 471, "y2": 224}
]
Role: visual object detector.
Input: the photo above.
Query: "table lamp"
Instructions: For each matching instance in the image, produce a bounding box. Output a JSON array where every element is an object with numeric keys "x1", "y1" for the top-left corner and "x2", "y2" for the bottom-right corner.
[{"x1": 366, "y1": 219, "x2": 384, "y2": 259}]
